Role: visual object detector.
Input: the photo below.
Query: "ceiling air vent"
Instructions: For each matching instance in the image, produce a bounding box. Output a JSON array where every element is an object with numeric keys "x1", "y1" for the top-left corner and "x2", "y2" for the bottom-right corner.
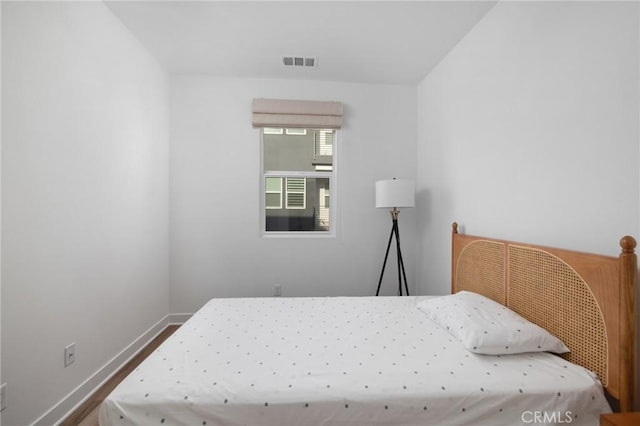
[{"x1": 283, "y1": 56, "x2": 317, "y2": 68}]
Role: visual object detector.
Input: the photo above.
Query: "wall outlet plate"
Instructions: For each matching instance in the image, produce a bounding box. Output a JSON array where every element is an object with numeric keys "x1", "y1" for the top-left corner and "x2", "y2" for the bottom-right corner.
[
  {"x1": 64, "y1": 343, "x2": 76, "y2": 367},
  {"x1": 1, "y1": 382, "x2": 7, "y2": 412},
  {"x1": 273, "y1": 284, "x2": 282, "y2": 297}
]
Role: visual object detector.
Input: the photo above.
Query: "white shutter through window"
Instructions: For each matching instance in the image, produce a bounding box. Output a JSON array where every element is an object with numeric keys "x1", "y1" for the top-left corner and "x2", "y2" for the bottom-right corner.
[{"x1": 286, "y1": 178, "x2": 306, "y2": 209}]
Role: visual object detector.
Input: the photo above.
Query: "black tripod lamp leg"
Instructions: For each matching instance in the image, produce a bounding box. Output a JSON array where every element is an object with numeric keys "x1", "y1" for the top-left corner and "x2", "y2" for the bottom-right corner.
[
  {"x1": 375, "y1": 223, "x2": 395, "y2": 296},
  {"x1": 393, "y1": 221, "x2": 410, "y2": 296},
  {"x1": 394, "y1": 221, "x2": 403, "y2": 295}
]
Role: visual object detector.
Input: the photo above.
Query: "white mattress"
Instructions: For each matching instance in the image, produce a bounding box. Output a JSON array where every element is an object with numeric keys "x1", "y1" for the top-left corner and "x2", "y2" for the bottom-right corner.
[{"x1": 99, "y1": 296, "x2": 611, "y2": 426}]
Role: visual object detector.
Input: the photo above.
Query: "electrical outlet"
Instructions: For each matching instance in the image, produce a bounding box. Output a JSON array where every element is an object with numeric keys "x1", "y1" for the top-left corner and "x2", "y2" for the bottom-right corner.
[
  {"x1": 273, "y1": 284, "x2": 282, "y2": 297},
  {"x1": 64, "y1": 343, "x2": 76, "y2": 367},
  {"x1": 1, "y1": 382, "x2": 7, "y2": 412}
]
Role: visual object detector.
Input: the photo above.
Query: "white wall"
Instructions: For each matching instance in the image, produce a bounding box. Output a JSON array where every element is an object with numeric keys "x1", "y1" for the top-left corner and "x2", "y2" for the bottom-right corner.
[
  {"x1": 0, "y1": 2, "x2": 3, "y2": 425},
  {"x1": 170, "y1": 76, "x2": 417, "y2": 313},
  {"x1": 1, "y1": 2, "x2": 170, "y2": 425},
  {"x1": 416, "y1": 0, "x2": 639, "y2": 295},
  {"x1": 416, "y1": 0, "x2": 639, "y2": 407}
]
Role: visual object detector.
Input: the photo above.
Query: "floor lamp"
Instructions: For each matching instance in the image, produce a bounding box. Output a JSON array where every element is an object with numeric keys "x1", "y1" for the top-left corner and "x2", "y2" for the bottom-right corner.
[{"x1": 375, "y1": 178, "x2": 415, "y2": 296}]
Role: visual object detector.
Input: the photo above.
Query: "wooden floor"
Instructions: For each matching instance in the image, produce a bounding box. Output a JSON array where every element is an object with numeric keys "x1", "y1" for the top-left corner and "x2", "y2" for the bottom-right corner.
[
  {"x1": 60, "y1": 325, "x2": 180, "y2": 426},
  {"x1": 77, "y1": 405, "x2": 99, "y2": 426}
]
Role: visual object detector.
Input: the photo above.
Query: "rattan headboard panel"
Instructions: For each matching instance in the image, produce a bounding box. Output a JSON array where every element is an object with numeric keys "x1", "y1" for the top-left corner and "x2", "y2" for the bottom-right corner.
[
  {"x1": 451, "y1": 222, "x2": 637, "y2": 411},
  {"x1": 507, "y1": 245, "x2": 608, "y2": 386},
  {"x1": 456, "y1": 240, "x2": 505, "y2": 304}
]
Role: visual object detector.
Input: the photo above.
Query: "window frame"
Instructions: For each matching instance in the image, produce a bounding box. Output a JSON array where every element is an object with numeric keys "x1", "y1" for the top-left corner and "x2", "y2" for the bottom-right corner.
[{"x1": 259, "y1": 128, "x2": 338, "y2": 238}]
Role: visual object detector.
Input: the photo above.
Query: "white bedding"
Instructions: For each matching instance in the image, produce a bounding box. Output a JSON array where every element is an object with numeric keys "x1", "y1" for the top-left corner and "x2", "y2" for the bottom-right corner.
[{"x1": 99, "y1": 296, "x2": 611, "y2": 426}]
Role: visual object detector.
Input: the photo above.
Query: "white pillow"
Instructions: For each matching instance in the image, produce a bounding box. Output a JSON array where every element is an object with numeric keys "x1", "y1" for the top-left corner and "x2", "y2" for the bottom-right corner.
[{"x1": 417, "y1": 291, "x2": 569, "y2": 355}]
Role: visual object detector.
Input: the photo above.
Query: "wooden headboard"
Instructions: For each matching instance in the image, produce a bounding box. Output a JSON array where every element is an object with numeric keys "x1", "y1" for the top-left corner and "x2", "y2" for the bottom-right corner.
[{"x1": 451, "y1": 222, "x2": 637, "y2": 412}]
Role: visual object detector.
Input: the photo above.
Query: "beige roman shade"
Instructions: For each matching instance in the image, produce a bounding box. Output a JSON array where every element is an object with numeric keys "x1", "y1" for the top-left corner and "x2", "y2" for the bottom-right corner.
[{"x1": 252, "y1": 98, "x2": 343, "y2": 129}]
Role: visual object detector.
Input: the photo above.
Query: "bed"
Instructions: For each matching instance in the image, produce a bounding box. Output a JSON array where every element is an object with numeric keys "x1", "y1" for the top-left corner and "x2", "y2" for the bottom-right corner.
[{"x1": 99, "y1": 223, "x2": 637, "y2": 425}]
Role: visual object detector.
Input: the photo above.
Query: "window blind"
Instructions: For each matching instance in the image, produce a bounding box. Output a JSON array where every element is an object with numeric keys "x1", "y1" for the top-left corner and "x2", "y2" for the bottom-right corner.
[{"x1": 252, "y1": 98, "x2": 343, "y2": 129}]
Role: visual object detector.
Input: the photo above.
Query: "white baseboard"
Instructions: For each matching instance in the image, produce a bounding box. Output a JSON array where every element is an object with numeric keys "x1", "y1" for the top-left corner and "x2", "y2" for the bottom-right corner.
[
  {"x1": 30, "y1": 313, "x2": 192, "y2": 426},
  {"x1": 168, "y1": 313, "x2": 193, "y2": 324}
]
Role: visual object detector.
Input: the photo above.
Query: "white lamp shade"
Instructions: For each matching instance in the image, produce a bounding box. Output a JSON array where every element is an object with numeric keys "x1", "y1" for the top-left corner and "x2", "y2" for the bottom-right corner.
[{"x1": 375, "y1": 179, "x2": 415, "y2": 208}]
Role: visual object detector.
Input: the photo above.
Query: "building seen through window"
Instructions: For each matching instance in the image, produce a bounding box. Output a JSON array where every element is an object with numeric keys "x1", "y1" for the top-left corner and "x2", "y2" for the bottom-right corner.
[{"x1": 262, "y1": 128, "x2": 335, "y2": 233}]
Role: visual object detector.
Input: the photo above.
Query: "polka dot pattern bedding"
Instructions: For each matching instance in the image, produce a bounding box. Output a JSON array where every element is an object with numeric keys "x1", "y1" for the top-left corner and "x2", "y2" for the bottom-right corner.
[{"x1": 99, "y1": 296, "x2": 611, "y2": 426}]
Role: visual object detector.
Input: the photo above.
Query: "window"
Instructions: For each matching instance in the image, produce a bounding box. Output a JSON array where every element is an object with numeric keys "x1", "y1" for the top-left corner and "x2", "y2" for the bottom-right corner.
[
  {"x1": 265, "y1": 177, "x2": 283, "y2": 209},
  {"x1": 253, "y1": 97, "x2": 342, "y2": 235},
  {"x1": 261, "y1": 128, "x2": 337, "y2": 234},
  {"x1": 285, "y1": 128, "x2": 307, "y2": 136}
]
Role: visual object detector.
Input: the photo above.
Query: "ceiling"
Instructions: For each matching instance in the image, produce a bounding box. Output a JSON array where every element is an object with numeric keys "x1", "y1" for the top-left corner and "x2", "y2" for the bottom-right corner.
[{"x1": 105, "y1": 1, "x2": 496, "y2": 85}]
